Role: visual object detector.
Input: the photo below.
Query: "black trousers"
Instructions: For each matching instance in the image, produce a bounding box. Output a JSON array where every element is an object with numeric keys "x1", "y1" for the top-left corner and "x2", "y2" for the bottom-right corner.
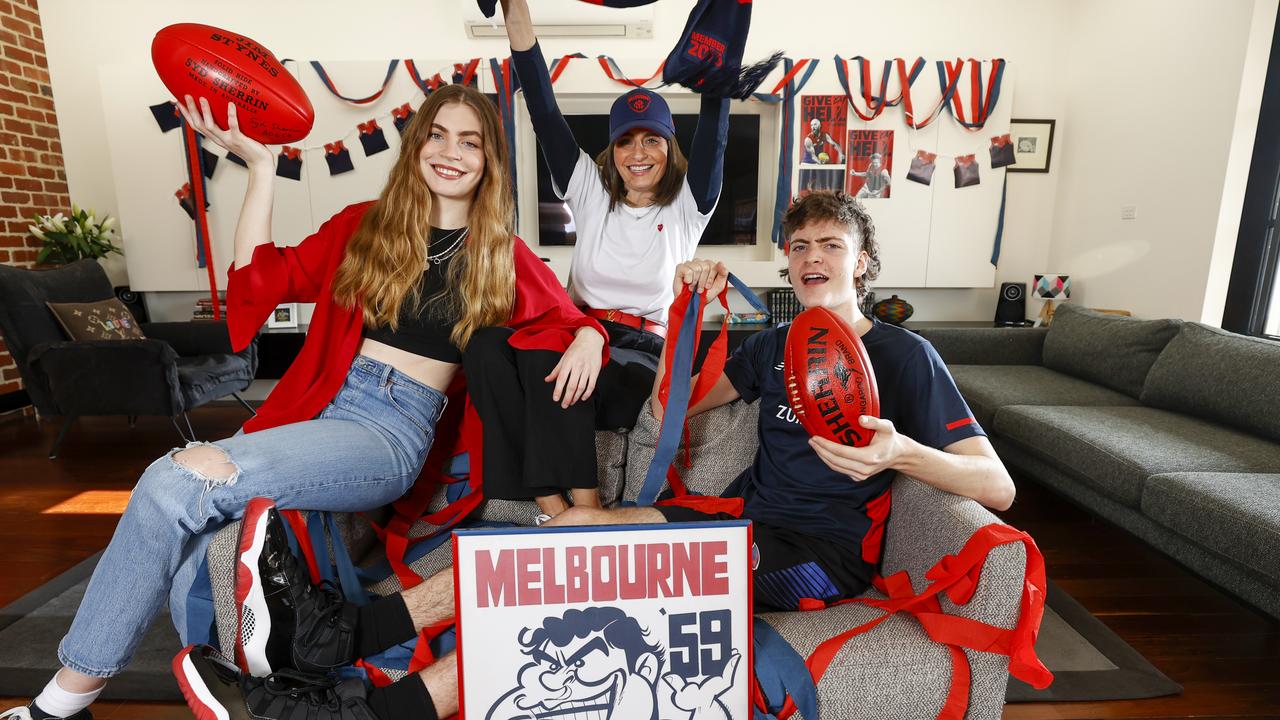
[{"x1": 462, "y1": 326, "x2": 658, "y2": 500}]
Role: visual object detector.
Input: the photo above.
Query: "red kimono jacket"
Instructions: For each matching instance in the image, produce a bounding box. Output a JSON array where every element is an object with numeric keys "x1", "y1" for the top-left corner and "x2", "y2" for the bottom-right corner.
[{"x1": 225, "y1": 202, "x2": 606, "y2": 582}]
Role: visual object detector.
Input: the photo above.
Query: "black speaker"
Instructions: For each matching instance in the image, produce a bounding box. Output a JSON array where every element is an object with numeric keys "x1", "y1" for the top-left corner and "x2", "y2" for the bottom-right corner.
[
  {"x1": 994, "y1": 282, "x2": 1026, "y2": 325},
  {"x1": 114, "y1": 286, "x2": 149, "y2": 323}
]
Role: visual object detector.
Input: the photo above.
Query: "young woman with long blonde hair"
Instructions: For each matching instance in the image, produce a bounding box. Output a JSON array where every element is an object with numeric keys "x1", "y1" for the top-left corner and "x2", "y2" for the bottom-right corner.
[{"x1": 3, "y1": 82, "x2": 606, "y2": 720}]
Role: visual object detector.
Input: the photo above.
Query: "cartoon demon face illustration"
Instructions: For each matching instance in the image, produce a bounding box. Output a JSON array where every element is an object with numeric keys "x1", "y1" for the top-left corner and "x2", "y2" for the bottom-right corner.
[{"x1": 486, "y1": 607, "x2": 664, "y2": 720}]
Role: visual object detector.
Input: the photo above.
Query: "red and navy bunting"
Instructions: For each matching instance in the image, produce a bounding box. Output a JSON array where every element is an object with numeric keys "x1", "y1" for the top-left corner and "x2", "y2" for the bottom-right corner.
[
  {"x1": 939, "y1": 58, "x2": 1006, "y2": 131},
  {"x1": 549, "y1": 53, "x2": 587, "y2": 84},
  {"x1": 834, "y1": 56, "x2": 925, "y2": 122},
  {"x1": 596, "y1": 55, "x2": 665, "y2": 88},
  {"x1": 310, "y1": 60, "x2": 399, "y2": 104},
  {"x1": 762, "y1": 58, "x2": 819, "y2": 248},
  {"x1": 178, "y1": 120, "x2": 220, "y2": 313},
  {"x1": 404, "y1": 57, "x2": 481, "y2": 94},
  {"x1": 489, "y1": 57, "x2": 520, "y2": 217},
  {"x1": 404, "y1": 59, "x2": 446, "y2": 94},
  {"x1": 897, "y1": 57, "x2": 961, "y2": 130}
]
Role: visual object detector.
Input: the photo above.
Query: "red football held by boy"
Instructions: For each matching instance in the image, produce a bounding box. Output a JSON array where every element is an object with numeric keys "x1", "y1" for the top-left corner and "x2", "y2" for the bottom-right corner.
[
  {"x1": 151, "y1": 23, "x2": 314, "y2": 144},
  {"x1": 784, "y1": 306, "x2": 880, "y2": 446}
]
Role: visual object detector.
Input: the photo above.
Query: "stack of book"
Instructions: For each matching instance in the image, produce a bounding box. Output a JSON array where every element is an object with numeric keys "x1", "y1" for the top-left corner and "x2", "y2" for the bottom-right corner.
[
  {"x1": 193, "y1": 296, "x2": 227, "y2": 320},
  {"x1": 767, "y1": 288, "x2": 801, "y2": 322}
]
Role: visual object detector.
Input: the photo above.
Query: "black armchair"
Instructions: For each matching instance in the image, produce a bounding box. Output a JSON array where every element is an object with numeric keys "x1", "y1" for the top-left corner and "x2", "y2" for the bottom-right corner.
[{"x1": 0, "y1": 259, "x2": 258, "y2": 457}]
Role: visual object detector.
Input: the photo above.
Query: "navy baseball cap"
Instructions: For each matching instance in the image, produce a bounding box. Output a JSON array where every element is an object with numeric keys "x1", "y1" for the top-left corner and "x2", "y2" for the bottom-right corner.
[{"x1": 608, "y1": 88, "x2": 675, "y2": 144}]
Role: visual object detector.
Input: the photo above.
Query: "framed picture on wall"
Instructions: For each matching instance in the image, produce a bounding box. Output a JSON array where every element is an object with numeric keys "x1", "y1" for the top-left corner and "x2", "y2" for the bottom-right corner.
[
  {"x1": 1007, "y1": 119, "x2": 1056, "y2": 173},
  {"x1": 268, "y1": 303, "x2": 299, "y2": 329}
]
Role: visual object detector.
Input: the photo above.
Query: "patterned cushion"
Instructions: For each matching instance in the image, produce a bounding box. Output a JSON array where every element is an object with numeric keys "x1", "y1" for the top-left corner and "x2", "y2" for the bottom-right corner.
[
  {"x1": 1141, "y1": 323, "x2": 1280, "y2": 443},
  {"x1": 1041, "y1": 304, "x2": 1180, "y2": 399},
  {"x1": 46, "y1": 298, "x2": 145, "y2": 341}
]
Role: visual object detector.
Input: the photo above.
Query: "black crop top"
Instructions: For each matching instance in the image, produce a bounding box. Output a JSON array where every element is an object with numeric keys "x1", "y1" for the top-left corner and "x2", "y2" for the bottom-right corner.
[{"x1": 361, "y1": 227, "x2": 464, "y2": 363}]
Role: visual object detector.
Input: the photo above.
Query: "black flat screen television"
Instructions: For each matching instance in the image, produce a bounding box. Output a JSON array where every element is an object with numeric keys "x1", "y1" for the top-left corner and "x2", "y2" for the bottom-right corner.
[{"x1": 534, "y1": 113, "x2": 761, "y2": 246}]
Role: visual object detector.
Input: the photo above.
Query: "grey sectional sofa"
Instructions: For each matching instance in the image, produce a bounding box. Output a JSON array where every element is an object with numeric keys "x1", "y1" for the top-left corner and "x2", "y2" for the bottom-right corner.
[
  {"x1": 205, "y1": 399, "x2": 1029, "y2": 719},
  {"x1": 921, "y1": 304, "x2": 1280, "y2": 620}
]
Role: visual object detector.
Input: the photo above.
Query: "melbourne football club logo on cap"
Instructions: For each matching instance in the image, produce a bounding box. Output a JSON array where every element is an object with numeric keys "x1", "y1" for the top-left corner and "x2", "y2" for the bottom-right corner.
[{"x1": 628, "y1": 92, "x2": 651, "y2": 113}]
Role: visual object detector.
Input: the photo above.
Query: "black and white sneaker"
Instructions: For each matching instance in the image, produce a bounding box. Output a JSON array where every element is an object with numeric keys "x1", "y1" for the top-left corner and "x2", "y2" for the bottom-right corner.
[
  {"x1": 235, "y1": 498, "x2": 357, "y2": 676},
  {"x1": 173, "y1": 645, "x2": 380, "y2": 720},
  {"x1": 0, "y1": 704, "x2": 92, "y2": 719}
]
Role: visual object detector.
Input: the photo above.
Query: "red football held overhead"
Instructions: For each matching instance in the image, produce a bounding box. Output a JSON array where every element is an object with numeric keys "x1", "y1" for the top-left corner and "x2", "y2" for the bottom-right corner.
[
  {"x1": 151, "y1": 23, "x2": 314, "y2": 145},
  {"x1": 784, "y1": 306, "x2": 880, "y2": 447}
]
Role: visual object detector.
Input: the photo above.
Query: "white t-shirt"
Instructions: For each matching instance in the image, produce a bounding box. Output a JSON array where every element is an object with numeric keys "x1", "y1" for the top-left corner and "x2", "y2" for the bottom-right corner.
[{"x1": 557, "y1": 150, "x2": 716, "y2": 325}]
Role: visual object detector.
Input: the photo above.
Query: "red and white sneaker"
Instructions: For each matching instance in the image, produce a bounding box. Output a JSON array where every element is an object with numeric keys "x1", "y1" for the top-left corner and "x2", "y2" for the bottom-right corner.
[
  {"x1": 173, "y1": 644, "x2": 379, "y2": 720},
  {"x1": 234, "y1": 498, "x2": 357, "y2": 676}
]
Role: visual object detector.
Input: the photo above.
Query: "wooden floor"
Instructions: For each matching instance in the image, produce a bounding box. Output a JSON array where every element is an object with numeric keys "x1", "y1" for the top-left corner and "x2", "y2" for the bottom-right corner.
[{"x1": 1, "y1": 406, "x2": 1278, "y2": 719}]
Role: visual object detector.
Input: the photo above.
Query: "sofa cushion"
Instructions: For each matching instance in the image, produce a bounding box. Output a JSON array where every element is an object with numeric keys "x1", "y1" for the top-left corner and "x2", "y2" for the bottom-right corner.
[
  {"x1": 1041, "y1": 305, "x2": 1181, "y2": 399},
  {"x1": 1141, "y1": 323, "x2": 1280, "y2": 443},
  {"x1": 759, "y1": 599, "x2": 960, "y2": 719},
  {"x1": 1142, "y1": 473, "x2": 1280, "y2": 584},
  {"x1": 949, "y1": 365, "x2": 1140, "y2": 429},
  {"x1": 625, "y1": 399, "x2": 760, "y2": 501},
  {"x1": 993, "y1": 406, "x2": 1280, "y2": 507}
]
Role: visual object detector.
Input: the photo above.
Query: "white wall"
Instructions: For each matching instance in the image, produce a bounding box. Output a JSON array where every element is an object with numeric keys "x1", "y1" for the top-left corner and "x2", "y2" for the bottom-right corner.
[
  {"x1": 1046, "y1": 0, "x2": 1272, "y2": 322},
  {"x1": 37, "y1": 0, "x2": 1273, "y2": 323}
]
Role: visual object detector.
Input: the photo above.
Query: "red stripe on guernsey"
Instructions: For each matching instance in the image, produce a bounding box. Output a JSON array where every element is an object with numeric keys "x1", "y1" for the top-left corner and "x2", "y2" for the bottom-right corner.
[
  {"x1": 860, "y1": 490, "x2": 892, "y2": 564},
  {"x1": 946, "y1": 417, "x2": 976, "y2": 431}
]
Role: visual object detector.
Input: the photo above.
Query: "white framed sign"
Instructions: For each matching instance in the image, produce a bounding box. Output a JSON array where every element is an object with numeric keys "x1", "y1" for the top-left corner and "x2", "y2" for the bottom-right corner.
[{"x1": 454, "y1": 521, "x2": 753, "y2": 720}]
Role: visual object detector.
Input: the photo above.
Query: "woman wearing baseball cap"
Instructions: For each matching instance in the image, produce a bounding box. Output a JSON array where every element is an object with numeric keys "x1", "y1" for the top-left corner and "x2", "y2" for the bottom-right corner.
[{"x1": 462, "y1": 0, "x2": 731, "y2": 519}]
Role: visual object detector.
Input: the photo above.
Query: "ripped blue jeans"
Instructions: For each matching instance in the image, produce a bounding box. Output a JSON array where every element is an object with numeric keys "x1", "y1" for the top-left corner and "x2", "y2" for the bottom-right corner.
[{"x1": 57, "y1": 355, "x2": 446, "y2": 677}]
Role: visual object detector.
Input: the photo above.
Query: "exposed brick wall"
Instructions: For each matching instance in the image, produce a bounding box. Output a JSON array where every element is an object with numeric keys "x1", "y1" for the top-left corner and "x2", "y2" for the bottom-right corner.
[{"x1": 0, "y1": 0, "x2": 68, "y2": 404}]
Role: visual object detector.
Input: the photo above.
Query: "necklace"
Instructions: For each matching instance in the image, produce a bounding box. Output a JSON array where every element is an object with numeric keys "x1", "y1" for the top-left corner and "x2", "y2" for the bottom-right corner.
[{"x1": 427, "y1": 227, "x2": 468, "y2": 265}]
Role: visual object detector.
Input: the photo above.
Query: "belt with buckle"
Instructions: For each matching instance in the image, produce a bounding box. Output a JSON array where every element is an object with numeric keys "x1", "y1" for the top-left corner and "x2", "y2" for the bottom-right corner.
[{"x1": 584, "y1": 307, "x2": 667, "y2": 339}]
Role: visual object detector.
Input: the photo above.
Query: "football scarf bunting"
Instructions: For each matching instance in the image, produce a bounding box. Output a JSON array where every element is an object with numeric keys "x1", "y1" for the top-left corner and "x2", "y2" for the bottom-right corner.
[
  {"x1": 324, "y1": 140, "x2": 354, "y2": 175},
  {"x1": 150, "y1": 100, "x2": 181, "y2": 132},
  {"x1": 391, "y1": 102, "x2": 415, "y2": 135},
  {"x1": 990, "y1": 133, "x2": 1016, "y2": 168},
  {"x1": 358, "y1": 119, "x2": 389, "y2": 156},
  {"x1": 276, "y1": 146, "x2": 303, "y2": 181},
  {"x1": 954, "y1": 154, "x2": 980, "y2": 188},
  {"x1": 907, "y1": 150, "x2": 937, "y2": 186},
  {"x1": 662, "y1": 0, "x2": 782, "y2": 98}
]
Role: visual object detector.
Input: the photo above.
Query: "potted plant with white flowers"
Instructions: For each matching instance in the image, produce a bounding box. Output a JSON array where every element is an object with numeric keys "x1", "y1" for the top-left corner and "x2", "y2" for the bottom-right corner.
[{"x1": 29, "y1": 204, "x2": 121, "y2": 266}]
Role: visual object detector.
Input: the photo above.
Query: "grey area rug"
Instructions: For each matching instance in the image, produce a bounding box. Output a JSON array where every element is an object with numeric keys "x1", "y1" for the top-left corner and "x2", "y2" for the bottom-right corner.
[
  {"x1": 0, "y1": 556, "x2": 1179, "y2": 704},
  {"x1": 1005, "y1": 581, "x2": 1181, "y2": 702},
  {"x1": 0, "y1": 551, "x2": 182, "y2": 701}
]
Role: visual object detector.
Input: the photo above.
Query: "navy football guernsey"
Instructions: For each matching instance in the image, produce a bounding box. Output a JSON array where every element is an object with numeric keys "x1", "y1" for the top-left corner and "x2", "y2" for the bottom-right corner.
[{"x1": 721, "y1": 318, "x2": 984, "y2": 551}]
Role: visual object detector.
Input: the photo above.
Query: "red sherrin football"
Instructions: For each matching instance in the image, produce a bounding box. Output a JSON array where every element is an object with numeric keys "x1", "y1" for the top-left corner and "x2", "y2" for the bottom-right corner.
[
  {"x1": 784, "y1": 306, "x2": 881, "y2": 446},
  {"x1": 151, "y1": 23, "x2": 314, "y2": 145}
]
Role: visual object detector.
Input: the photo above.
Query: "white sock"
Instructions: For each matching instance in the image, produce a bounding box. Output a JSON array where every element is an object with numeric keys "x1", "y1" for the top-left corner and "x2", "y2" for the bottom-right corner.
[{"x1": 32, "y1": 675, "x2": 103, "y2": 718}]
